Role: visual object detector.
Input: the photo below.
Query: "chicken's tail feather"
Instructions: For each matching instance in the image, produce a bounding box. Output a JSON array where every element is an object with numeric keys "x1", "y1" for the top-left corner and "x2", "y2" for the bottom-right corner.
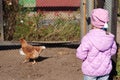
[
  {"x1": 40, "y1": 46, "x2": 46, "y2": 49},
  {"x1": 19, "y1": 48, "x2": 26, "y2": 55}
]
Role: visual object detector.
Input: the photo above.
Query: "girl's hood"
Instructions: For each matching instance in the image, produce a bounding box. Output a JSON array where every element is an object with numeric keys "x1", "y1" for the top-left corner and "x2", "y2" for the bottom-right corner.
[{"x1": 88, "y1": 29, "x2": 114, "y2": 51}]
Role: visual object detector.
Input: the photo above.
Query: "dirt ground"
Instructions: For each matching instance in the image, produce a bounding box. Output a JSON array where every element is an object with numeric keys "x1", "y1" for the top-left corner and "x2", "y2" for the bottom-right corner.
[{"x1": 0, "y1": 47, "x2": 83, "y2": 80}]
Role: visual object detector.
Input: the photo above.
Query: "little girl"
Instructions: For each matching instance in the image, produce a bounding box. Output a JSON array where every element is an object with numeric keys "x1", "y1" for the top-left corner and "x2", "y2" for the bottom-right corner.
[{"x1": 76, "y1": 8, "x2": 117, "y2": 80}]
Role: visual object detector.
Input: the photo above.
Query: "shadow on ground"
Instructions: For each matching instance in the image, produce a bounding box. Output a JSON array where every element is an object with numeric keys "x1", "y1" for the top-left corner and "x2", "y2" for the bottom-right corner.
[{"x1": 29, "y1": 56, "x2": 50, "y2": 63}]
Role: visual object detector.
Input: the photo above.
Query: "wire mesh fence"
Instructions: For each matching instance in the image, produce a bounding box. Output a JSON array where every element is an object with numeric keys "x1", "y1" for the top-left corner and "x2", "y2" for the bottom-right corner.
[
  {"x1": 0, "y1": 0, "x2": 118, "y2": 42},
  {"x1": 80, "y1": 0, "x2": 118, "y2": 38},
  {"x1": 0, "y1": 0, "x2": 81, "y2": 42}
]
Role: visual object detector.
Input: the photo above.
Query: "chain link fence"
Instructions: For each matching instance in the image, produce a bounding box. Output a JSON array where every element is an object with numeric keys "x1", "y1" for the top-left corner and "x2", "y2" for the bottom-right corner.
[
  {"x1": 0, "y1": 0, "x2": 81, "y2": 42},
  {"x1": 80, "y1": 0, "x2": 118, "y2": 39},
  {"x1": 0, "y1": 0, "x2": 118, "y2": 42}
]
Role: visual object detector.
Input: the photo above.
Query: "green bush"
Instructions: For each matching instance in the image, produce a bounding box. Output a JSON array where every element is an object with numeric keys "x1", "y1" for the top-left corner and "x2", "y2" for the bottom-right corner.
[
  {"x1": 116, "y1": 49, "x2": 120, "y2": 77},
  {"x1": 13, "y1": 11, "x2": 80, "y2": 41}
]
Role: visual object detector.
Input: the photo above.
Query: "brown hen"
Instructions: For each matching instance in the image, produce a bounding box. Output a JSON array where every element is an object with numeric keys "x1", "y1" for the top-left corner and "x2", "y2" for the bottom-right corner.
[{"x1": 19, "y1": 38, "x2": 46, "y2": 64}]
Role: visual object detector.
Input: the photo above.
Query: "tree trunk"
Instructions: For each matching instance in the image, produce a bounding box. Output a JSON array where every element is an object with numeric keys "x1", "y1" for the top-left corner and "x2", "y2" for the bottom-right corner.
[{"x1": 3, "y1": 0, "x2": 18, "y2": 41}]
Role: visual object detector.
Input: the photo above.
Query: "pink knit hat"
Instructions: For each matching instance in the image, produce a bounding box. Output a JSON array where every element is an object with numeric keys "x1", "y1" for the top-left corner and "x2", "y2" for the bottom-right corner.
[{"x1": 91, "y1": 8, "x2": 109, "y2": 28}]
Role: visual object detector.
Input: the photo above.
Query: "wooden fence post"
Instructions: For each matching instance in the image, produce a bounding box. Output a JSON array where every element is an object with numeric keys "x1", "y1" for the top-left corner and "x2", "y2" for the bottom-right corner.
[
  {"x1": 80, "y1": 0, "x2": 94, "y2": 39},
  {"x1": 80, "y1": 0, "x2": 87, "y2": 39}
]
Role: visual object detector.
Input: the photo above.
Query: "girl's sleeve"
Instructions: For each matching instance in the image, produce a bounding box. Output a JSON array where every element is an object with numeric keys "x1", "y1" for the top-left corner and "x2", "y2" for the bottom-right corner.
[
  {"x1": 76, "y1": 36, "x2": 91, "y2": 60},
  {"x1": 111, "y1": 41, "x2": 117, "y2": 56}
]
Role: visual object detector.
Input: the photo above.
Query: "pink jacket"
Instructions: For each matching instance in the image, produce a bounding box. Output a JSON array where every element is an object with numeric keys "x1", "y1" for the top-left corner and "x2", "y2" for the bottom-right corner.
[{"x1": 76, "y1": 29, "x2": 117, "y2": 76}]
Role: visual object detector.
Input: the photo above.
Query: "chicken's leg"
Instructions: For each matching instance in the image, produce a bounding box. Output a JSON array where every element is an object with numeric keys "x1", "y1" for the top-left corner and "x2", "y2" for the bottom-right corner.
[
  {"x1": 23, "y1": 56, "x2": 29, "y2": 63},
  {"x1": 32, "y1": 60, "x2": 37, "y2": 64}
]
